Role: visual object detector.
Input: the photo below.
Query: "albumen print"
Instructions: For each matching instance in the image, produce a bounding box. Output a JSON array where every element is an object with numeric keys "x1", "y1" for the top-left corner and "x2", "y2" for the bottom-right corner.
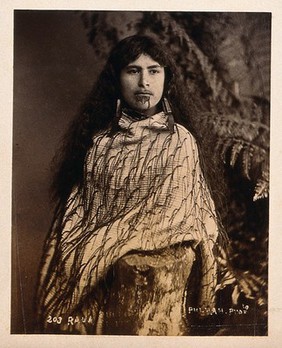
[{"x1": 12, "y1": 10, "x2": 270, "y2": 336}]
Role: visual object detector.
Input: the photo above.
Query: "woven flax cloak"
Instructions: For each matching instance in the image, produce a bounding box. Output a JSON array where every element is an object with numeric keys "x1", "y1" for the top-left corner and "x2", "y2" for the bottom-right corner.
[{"x1": 37, "y1": 111, "x2": 220, "y2": 331}]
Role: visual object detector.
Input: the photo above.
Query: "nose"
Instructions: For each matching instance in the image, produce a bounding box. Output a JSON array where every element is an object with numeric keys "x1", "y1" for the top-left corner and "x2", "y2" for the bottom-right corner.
[{"x1": 138, "y1": 71, "x2": 149, "y2": 87}]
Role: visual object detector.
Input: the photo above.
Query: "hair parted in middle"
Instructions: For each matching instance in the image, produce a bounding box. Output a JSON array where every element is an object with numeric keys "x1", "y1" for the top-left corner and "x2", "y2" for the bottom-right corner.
[
  {"x1": 107, "y1": 35, "x2": 175, "y2": 97},
  {"x1": 52, "y1": 35, "x2": 195, "y2": 204}
]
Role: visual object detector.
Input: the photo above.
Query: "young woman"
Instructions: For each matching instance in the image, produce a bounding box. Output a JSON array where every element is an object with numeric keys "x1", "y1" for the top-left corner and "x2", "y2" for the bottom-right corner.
[{"x1": 37, "y1": 35, "x2": 228, "y2": 335}]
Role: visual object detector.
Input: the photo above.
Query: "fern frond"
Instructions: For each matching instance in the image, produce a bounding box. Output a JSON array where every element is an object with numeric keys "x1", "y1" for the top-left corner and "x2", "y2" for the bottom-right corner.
[
  {"x1": 242, "y1": 147, "x2": 253, "y2": 180},
  {"x1": 236, "y1": 271, "x2": 266, "y2": 302},
  {"x1": 154, "y1": 12, "x2": 235, "y2": 107},
  {"x1": 216, "y1": 137, "x2": 234, "y2": 163},
  {"x1": 253, "y1": 178, "x2": 269, "y2": 201},
  {"x1": 253, "y1": 161, "x2": 269, "y2": 201},
  {"x1": 230, "y1": 141, "x2": 244, "y2": 167}
]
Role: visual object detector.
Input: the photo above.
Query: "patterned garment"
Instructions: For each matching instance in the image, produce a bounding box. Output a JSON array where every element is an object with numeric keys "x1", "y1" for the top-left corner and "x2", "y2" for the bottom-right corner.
[{"x1": 37, "y1": 111, "x2": 221, "y2": 333}]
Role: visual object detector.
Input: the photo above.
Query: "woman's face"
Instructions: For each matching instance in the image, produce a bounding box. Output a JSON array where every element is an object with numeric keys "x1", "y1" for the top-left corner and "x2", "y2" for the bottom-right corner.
[{"x1": 120, "y1": 54, "x2": 165, "y2": 116}]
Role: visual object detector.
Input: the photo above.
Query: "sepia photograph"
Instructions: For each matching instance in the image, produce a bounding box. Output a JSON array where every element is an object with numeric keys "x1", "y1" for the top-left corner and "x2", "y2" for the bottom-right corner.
[{"x1": 11, "y1": 8, "x2": 271, "y2": 340}]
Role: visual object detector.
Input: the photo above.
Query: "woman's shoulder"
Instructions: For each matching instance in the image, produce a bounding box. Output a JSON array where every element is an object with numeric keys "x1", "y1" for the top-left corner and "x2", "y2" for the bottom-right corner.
[{"x1": 174, "y1": 123, "x2": 196, "y2": 142}]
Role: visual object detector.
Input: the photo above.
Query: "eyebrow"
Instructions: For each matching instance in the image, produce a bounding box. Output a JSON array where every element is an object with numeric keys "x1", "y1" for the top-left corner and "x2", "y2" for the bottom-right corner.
[{"x1": 125, "y1": 64, "x2": 163, "y2": 69}]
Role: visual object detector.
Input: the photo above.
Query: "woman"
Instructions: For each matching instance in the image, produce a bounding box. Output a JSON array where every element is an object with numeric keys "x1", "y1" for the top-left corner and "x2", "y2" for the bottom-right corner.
[{"x1": 37, "y1": 35, "x2": 229, "y2": 335}]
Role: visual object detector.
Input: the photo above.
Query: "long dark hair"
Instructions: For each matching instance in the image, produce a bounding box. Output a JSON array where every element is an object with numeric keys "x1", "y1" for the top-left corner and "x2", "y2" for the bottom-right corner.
[{"x1": 52, "y1": 35, "x2": 197, "y2": 204}]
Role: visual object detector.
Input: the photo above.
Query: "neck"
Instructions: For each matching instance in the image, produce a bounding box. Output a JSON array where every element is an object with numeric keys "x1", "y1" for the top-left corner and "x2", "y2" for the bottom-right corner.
[
  {"x1": 121, "y1": 102, "x2": 163, "y2": 120},
  {"x1": 122, "y1": 107, "x2": 162, "y2": 120}
]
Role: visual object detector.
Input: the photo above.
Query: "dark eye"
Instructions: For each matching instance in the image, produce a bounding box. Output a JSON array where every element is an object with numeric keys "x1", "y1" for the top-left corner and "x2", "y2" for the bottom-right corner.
[
  {"x1": 127, "y1": 69, "x2": 139, "y2": 75},
  {"x1": 149, "y1": 69, "x2": 160, "y2": 75}
]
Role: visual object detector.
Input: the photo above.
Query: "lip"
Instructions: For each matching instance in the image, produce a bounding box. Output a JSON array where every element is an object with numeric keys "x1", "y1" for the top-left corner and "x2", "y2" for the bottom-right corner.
[{"x1": 135, "y1": 91, "x2": 153, "y2": 96}]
